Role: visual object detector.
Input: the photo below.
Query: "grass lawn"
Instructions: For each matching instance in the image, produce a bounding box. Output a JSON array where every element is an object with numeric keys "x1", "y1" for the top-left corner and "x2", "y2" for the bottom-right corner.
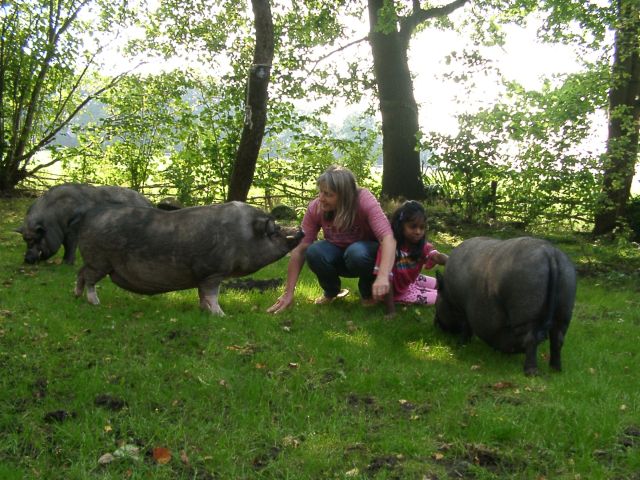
[{"x1": 1, "y1": 197, "x2": 639, "y2": 479}]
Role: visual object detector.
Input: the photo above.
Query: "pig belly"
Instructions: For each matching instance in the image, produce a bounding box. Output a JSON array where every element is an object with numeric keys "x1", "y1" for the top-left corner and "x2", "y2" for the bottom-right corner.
[
  {"x1": 109, "y1": 262, "x2": 198, "y2": 294},
  {"x1": 474, "y1": 321, "x2": 529, "y2": 354}
]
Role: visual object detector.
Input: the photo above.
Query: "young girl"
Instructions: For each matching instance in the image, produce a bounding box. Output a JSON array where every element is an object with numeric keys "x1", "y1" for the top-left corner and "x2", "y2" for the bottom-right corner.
[{"x1": 374, "y1": 200, "x2": 448, "y2": 316}]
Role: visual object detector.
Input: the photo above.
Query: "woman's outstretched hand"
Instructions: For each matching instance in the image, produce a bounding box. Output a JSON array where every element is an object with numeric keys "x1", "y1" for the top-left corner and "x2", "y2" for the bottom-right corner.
[{"x1": 267, "y1": 292, "x2": 294, "y2": 314}]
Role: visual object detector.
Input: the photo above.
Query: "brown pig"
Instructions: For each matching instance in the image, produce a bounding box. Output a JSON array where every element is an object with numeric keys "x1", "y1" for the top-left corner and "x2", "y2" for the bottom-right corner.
[{"x1": 74, "y1": 201, "x2": 303, "y2": 315}]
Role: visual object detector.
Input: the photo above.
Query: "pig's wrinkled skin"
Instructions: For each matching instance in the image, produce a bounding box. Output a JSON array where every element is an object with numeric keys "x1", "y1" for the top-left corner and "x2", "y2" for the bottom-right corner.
[
  {"x1": 15, "y1": 183, "x2": 153, "y2": 265},
  {"x1": 74, "y1": 202, "x2": 303, "y2": 315},
  {"x1": 434, "y1": 236, "x2": 576, "y2": 376}
]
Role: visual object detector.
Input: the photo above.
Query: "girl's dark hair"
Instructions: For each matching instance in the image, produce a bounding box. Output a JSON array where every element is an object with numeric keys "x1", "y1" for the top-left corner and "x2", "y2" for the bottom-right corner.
[{"x1": 390, "y1": 200, "x2": 426, "y2": 260}]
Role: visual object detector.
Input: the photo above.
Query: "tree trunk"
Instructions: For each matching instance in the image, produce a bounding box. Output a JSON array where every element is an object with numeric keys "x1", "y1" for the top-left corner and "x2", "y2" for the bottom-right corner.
[
  {"x1": 593, "y1": 0, "x2": 640, "y2": 235},
  {"x1": 226, "y1": 0, "x2": 274, "y2": 203},
  {"x1": 367, "y1": 0, "x2": 424, "y2": 200}
]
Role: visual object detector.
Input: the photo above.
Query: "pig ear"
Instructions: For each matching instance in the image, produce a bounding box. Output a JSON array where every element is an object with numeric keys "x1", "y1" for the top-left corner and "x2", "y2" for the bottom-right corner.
[{"x1": 253, "y1": 217, "x2": 277, "y2": 236}]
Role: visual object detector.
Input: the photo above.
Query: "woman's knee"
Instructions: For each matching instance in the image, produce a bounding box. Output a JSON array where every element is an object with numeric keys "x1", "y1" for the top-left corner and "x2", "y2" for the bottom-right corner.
[
  {"x1": 343, "y1": 241, "x2": 378, "y2": 272},
  {"x1": 306, "y1": 241, "x2": 342, "y2": 271}
]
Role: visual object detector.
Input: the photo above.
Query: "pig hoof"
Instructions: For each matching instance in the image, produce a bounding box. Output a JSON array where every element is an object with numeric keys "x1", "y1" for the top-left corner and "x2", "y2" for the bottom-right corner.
[
  {"x1": 199, "y1": 300, "x2": 225, "y2": 316},
  {"x1": 524, "y1": 367, "x2": 539, "y2": 377},
  {"x1": 87, "y1": 293, "x2": 100, "y2": 305}
]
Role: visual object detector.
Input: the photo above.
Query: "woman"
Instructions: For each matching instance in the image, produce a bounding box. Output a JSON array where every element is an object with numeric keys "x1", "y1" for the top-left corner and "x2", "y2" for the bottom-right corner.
[{"x1": 267, "y1": 165, "x2": 396, "y2": 314}]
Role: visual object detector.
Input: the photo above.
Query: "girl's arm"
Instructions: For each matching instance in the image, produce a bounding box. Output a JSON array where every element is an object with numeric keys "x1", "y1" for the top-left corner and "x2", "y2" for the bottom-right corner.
[{"x1": 432, "y1": 251, "x2": 448, "y2": 265}]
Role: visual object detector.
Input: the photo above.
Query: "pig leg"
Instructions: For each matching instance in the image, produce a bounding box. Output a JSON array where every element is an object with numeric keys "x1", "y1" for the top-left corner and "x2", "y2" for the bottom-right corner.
[
  {"x1": 198, "y1": 277, "x2": 225, "y2": 316},
  {"x1": 548, "y1": 325, "x2": 564, "y2": 371},
  {"x1": 384, "y1": 284, "x2": 395, "y2": 319},
  {"x1": 75, "y1": 265, "x2": 107, "y2": 305},
  {"x1": 523, "y1": 332, "x2": 539, "y2": 376},
  {"x1": 62, "y1": 234, "x2": 78, "y2": 265}
]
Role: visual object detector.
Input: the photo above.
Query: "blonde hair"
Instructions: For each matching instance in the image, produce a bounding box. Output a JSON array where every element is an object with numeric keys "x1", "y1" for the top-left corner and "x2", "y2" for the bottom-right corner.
[{"x1": 316, "y1": 165, "x2": 359, "y2": 231}]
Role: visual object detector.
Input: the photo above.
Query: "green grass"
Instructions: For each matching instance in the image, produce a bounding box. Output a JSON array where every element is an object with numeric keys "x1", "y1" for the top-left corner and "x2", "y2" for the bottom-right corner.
[{"x1": 1, "y1": 197, "x2": 639, "y2": 479}]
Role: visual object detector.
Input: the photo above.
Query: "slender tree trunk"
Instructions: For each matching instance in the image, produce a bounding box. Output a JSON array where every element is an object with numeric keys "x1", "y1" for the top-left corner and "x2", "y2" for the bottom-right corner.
[
  {"x1": 227, "y1": 0, "x2": 274, "y2": 202},
  {"x1": 593, "y1": 0, "x2": 640, "y2": 235},
  {"x1": 368, "y1": 0, "x2": 424, "y2": 200}
]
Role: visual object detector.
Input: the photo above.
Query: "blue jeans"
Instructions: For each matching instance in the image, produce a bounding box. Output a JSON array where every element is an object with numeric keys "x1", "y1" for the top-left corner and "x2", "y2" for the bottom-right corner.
[{"x1": 305, "y1": 240, "x2": 379, "y2": 299}]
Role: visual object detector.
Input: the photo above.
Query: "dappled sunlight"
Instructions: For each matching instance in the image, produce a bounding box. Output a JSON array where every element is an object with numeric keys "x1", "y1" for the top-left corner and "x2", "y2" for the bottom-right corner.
[
  {"x1": 325, "y1": 329, "x2": 372, "y2": 348},
  {"x1": 405, "y1": 340, "x2": 455, "y2": 362},
  {"x1": 432, "y1": 231, "x2": 464, "y2": 249}
]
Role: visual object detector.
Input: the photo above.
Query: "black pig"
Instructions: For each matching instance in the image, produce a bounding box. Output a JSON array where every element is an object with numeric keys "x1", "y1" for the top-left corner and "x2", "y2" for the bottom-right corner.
[
  {"x1": 15, "y1": 183, "x2": 152, "y2": 265},
  {"x1": 74, "y1": 202, "x2": 303, "y2": 315},
  {"x1": 434, "y1": 236, "x2": 576, "y2": 375}
]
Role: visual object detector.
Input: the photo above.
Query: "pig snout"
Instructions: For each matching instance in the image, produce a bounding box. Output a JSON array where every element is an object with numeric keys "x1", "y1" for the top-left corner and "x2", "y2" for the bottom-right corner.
[
  {"x1": 24, "y1": 249, "x2": 40, "y2": 264},
  {"x1": 284, "y1": 228, "x2": 304, "y2": 250}
]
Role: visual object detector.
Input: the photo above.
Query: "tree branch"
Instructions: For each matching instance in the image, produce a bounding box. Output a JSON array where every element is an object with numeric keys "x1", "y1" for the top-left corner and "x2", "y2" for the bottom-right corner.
[
  {"x1": 22, "y1": 65, "x2": 141, "y2": 162},
  {"x1": 306, "y1": 35, "x2": 369, "y2": 75},
  {"x1": 400, "y1": 0, "x2": 471, "y2": 38}
]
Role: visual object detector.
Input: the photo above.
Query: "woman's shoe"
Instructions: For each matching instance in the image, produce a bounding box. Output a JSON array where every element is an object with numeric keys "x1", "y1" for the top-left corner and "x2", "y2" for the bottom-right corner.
[{"x1": 314, "y1": 288, "x2": 349, "y2": 304}]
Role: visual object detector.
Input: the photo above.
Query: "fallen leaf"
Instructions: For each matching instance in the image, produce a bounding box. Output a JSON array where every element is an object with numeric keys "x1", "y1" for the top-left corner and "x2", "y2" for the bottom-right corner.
[
  {"x1": 345, "y1": 468, "x2": 360, "y2": 477},
  {"x1": 180, "y1": 450, "x2": 189, "y2": 465},
  {"x1": 288, "y1": 362, "x2": 299, "y2": 369},
  {"x1": 153, "y1": 447, "x2": 172, "y2": 465},
  {"x1": 282, "y1": 436, "x2": 301, "y2": 448},
  {"x1": 491, "y1": 381, "x2": 515, "y2": 390},
  {"x1": 433, "y1": 452, "x2": 444, "y2": 461},
  {"x1": 114, "y1": 444, "x2": 140, "y2": 461},
  {"x1": 471, "y1": 364, "x2": 481, "y2": 371},
  {"x1": 98, "y1": 453, "x2": 115, "y2": 464},
  {"x1": 226, "y1": 344, "x2": 257, "y2": 355}
]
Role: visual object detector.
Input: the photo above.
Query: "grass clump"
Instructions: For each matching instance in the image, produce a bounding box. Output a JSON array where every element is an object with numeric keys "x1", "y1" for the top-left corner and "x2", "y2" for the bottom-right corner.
[{"x1": 0, "y1": 197, "x2": 639, "y2": 479}]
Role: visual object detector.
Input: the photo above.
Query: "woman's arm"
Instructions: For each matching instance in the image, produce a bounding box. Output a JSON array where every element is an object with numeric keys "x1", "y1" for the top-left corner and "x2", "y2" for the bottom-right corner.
[
  {"x1": 372, "y1": 233, "x2": 396, "y2": 300},
  {"x1": 267, "y1": 242, "x2": 309, "y2": 314}
]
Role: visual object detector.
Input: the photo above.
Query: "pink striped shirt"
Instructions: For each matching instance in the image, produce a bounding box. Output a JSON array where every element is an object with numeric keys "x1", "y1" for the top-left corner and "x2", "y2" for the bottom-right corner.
[{"x1": 301, "y1": 189, "x2": 392, "y2": 248}]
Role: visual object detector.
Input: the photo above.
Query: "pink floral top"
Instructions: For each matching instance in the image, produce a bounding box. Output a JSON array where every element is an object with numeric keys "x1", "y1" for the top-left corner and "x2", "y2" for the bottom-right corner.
[{"x1": 301, "y1": 189, "x2": 392, "y2": 248}]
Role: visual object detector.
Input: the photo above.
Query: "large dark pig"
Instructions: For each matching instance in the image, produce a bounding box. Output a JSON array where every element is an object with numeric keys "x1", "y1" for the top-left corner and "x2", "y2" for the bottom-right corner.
[
  {"x1": 15, "y1": 183, "x2": 153, "y2": 265},
  {"x1": 74, "y1": 202, "x2": 303, "y2": 315},
  {"x1": 434, "y1": 236, "x2": 576, "y2": 375}
]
